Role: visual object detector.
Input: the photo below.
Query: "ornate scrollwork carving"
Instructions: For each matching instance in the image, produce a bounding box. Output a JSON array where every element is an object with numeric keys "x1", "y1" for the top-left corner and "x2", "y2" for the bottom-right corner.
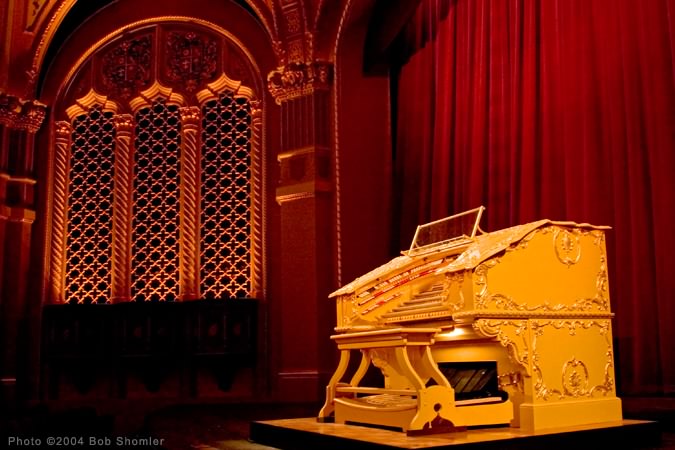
[
  {"x1": 474, "y1": 258, "x2": 500, "y2": 307},
  {"x1": 474, "y1": 226, "x2": 611, "y2": 313},
  {"x1": 267, "y1": 61, "x2": 333, "y2": 104},
  {"x1": 473, "y1": 319, "x2": 530, "y2": 374},
  {"x1": 477, "y1": 294, "x2": 610, "y2": 315},
  {"x1": 562, "y1": 358, "x2": 589, "y2": 396},
  {"x1": 0, "y1": 92, "x2": 47, "y2": 132},
  {"x1": 531, "y1": 320, "x2": 615, "y2": 401},
  {"x1": 444, "y1": 272, "x2": 465, "y2": 312},
  {"x1": 553, "y1": 228, "x2": 582, "y2": 266}
]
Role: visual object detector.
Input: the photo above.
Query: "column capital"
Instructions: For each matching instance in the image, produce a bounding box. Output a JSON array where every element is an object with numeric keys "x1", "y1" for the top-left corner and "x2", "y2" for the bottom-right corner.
[
  {"x1": 267, "y1": 61, "x2": 333, "y2": 105},
  {"x1": 179, "y1": 106, "x2": 201, "y2": 126},
  {"x1": 112, "y1": 114, "x2": 135, "y2": 133},
  {"x1": 0, "y1": 92, "x2": 47, "y2": 133}
]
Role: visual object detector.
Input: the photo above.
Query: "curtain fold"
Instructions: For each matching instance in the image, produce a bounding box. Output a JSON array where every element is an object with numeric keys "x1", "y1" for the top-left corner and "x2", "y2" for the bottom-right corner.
[{"x1": 393, "y1": 0, "x2": 675, "y2": 395}]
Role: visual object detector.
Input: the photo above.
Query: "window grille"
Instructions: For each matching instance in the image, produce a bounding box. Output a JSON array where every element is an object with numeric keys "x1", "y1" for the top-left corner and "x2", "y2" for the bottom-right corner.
[
  {"x1": 200, "y1": 94, "x2": 252, "y2": 299},
  {"x1": 53, "y1": 24, "x2": 261, "y2": 304},
  {"x1": 65, "y1": 107, "x2": 115, "y2": 304},
  {"x1": 131, "y1": 101, "x2": 182, "y2": 302}
]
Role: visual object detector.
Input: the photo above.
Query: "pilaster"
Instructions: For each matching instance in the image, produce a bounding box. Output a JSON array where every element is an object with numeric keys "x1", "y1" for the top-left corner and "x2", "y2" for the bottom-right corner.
[
  {"x1": 0, "y1": 91, "x2": 46, "y2": 410},
  {"x1": 268, "y1": 61, "x2": 336, "y2": 401}
]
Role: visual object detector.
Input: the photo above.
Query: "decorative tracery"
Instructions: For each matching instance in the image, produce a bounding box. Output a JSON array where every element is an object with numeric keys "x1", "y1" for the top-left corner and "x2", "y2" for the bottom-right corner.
[
  {"x1": 131, "y1": 101, "x2": 182, "y2": 302},
  {"x1": 64, "y1": 107, "x2": 116, "y2": 303},
  {"x1": 200, "y1": 93, "x2": 252, "y2": 299},
  {"x1": 52, "y1": 22, "x2": 263, "y2": 304}
]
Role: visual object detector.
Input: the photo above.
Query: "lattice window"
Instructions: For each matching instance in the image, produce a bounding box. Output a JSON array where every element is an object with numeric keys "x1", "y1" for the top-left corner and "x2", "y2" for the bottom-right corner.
[
  {"x1": 53, "y1": 23, "x2": 263, "y2": 305},
  {"x1": 131, "y1": 101, "x2": 182, "y2": 302},
  {"x1": 200, "y1": 94, "x2": 252, "y2": 299},
  {"x1": 65, "y1": 107, "x2": 115, "y2": 304}
]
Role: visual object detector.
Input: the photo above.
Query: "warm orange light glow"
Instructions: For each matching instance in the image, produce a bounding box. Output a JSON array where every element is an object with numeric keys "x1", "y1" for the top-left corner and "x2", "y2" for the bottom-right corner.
[{"x1": 56, "y1": 22, "x2": 261, "y2": 304}]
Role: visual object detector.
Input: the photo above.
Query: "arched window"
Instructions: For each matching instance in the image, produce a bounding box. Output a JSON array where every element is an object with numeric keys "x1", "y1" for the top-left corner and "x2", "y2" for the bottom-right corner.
[{"x1": 50, "y1": 22, "x2": 263, "y2": 304}]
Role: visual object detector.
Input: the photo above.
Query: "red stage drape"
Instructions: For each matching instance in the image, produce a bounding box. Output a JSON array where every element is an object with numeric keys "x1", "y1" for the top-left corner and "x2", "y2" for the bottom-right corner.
[{"x1": 393, "y1": 0, "x2": 675, "y2": 395}]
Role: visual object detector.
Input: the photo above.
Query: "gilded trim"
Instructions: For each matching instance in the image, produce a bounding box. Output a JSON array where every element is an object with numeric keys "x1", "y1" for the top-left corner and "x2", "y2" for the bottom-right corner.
[
  {"x1": 531, "y1": 319, "x2": 615, "y2": 401},
  {"x1": 474, "y1": 227, "x2": 611, "y2": 313},
  {"x1": 473, "y1": 319, "x2": 531, "y2": 375}
]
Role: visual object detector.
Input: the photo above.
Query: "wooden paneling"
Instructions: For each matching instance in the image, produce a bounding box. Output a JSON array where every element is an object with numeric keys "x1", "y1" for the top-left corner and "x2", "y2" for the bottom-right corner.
[{"x1": 41, "y1": 299, "x2": 257, "y2": 400}]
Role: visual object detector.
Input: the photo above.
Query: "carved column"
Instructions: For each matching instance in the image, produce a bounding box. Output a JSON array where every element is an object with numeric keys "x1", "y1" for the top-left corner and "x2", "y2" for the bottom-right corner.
[
  {"x1": 179, "y1": 106, "x2": 201, "y2": 300},
  {"x1": 111, "y1": 115, "x2": 134, "y2": 302},
  {"x1": 249, "y1": 103, "x2": 264, "y2": 300},
  {"x1": 0, "y1": 92, "x2": 46, "y2": 409},
  {"x1": 268, "y1": 61, "x2": 336, "y2": 401},
  {"x1": 49, "y1": 121, "x2": 72, "y2": 304}
]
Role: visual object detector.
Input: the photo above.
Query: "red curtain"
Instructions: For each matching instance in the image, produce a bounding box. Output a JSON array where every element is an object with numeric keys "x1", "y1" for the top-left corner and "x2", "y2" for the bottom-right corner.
[{"x1": 393, "y1": 0, "x2": 675, "y2": 395}]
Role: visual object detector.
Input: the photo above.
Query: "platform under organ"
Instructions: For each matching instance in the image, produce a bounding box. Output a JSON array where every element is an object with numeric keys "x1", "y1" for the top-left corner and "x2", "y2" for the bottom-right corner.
[{"x1": 318, "y1": 207, "x2": 623, "y2": 434}]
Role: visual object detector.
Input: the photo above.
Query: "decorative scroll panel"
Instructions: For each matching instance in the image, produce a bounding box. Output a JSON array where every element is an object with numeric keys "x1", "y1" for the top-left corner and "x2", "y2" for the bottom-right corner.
[
  {"x1": 200, "y1": 95, "x2": 252, "y2": 298},
  {"x1": 132, "y1": 101, "x2": 182, "y2": 301},
  {"x1": 65, "y1": 107, "x2": 115, "y2": 304}
]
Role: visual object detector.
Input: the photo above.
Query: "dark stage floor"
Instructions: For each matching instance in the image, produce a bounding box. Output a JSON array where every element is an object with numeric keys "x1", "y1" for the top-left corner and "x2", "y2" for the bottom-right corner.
[{"x1": 3, "y1": 398, "x2": 675, "y2": 449}]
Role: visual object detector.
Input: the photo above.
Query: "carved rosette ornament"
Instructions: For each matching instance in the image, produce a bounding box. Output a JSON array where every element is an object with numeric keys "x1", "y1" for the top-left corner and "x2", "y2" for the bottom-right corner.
[
  {"x1": 267, "y1": 61, "x2": 333, "y2": 105},
  {"x1": 0, "y1": 92, "x2": 47, "y2": 133}
]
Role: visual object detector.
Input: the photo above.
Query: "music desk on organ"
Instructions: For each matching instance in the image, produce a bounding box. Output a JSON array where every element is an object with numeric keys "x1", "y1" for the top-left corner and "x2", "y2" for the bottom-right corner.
[{"x1": 318, "y1": 207, "x2": 623, "y2": 434}]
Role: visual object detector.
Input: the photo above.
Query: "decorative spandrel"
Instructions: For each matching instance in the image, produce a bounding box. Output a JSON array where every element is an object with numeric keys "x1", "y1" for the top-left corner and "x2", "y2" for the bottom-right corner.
[
  {"x1": 65, "y1": 107, "x2": 115, "y2": 304},
  {"x1": 132, "y1": 101, "x2": 182, "y2": 302},
  {"x1": 200, "y1": 94, "x2": 252, "y2": 299}
]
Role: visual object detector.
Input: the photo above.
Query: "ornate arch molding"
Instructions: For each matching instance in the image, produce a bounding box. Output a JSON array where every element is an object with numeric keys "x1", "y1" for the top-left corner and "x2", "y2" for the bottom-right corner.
[
  {"x1": 30, "y1": 1, "x2": 277, "y2": 96},
  {"x1": 49, "y1": 16, "x2": 264, "y2": 109},
  {"x1": 196, "y1": 74, "x2": 264, "y2": 298},
  {"x1": 128, "y1": 82, "x2": 187, "y2": 113},
  {"x1": 64, "y1": 90, "x2": 120, "y2": 120},
  {"x1": 47, "y1": 19, "x2": 267, "y2": 303}
]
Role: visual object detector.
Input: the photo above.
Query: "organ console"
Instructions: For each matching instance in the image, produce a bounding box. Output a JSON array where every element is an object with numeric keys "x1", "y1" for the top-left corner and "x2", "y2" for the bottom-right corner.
[{"x1": 318, "y1": 207, "x2": 623, "y2": 434}]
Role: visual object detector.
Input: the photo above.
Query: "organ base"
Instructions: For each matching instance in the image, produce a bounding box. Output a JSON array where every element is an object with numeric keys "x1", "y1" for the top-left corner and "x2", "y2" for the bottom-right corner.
[
  {"x1": 519, "y1": 397, "x2": 623, "y2": 432},
  {"x1": 251, "y1": 417, "x2": 661, "y2": 450}
]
